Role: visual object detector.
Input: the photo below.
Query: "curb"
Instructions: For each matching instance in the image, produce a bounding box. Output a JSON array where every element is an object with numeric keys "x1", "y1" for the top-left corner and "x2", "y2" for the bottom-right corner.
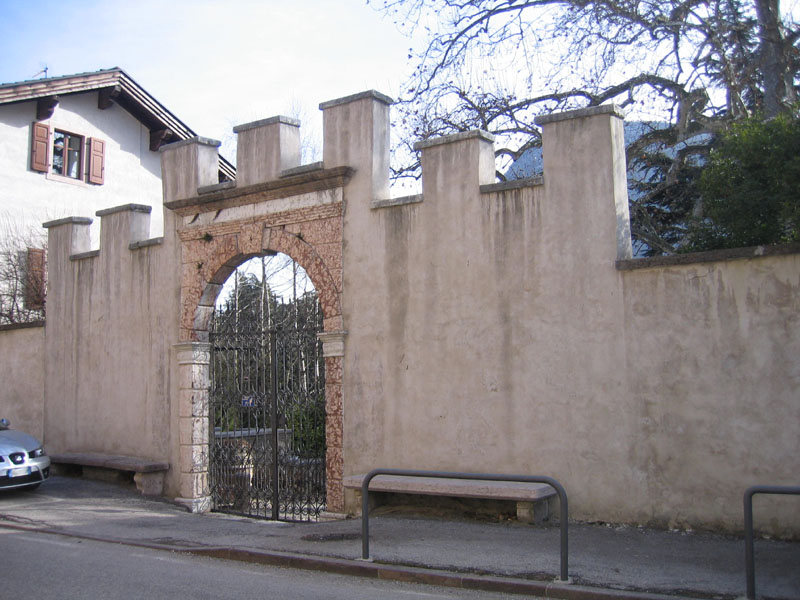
[
  {"x1": 0, "y1": 521, "x2": 707, "y2": 600},
  {"x1": 188, "y1": 546, "x2": 707, "y2": 600}
]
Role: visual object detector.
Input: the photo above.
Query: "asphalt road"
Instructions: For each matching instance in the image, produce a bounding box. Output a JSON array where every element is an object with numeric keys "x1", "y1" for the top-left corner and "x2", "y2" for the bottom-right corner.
[{"x1": 1, "y1": 528, "x2": 531, "y2": 600}]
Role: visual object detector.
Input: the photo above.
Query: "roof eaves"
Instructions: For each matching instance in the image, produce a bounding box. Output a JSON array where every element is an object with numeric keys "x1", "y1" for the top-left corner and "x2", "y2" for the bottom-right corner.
[
  {"x1": 0, "y1": 67, "x2": 235, "y2": 181},
  {"x1": 0, "y1": 68, "x2": 123, "y2": 104}
]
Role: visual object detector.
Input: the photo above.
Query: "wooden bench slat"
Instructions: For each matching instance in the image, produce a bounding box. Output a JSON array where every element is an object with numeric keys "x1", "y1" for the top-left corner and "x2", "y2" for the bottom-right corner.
[{"x1": 343, "y1": 474, "x2": 556, "y2": 501}]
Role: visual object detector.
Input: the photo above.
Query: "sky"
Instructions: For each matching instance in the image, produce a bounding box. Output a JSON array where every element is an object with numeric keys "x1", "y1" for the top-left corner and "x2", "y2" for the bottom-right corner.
[
  {"x1": 0, "y1": 0, "x2": 417, "y2": 299},
  {"x1": 0, "y1": 0, "x2": 416, "y2": 161}
]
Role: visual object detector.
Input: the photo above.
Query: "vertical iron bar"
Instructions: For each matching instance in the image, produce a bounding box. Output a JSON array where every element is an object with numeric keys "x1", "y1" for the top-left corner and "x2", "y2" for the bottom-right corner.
[
  {"x1": 270, "y1": 328, "x2": 279, "y2": 521},
  {"x1": 361, "y1": 472, "x2": 371, "y2": 560},
  {"x1": 744, "y1": 488, "x2": 756, "y2": 600},
  {"x1": 742, "y1": 485, "x2": 800, "y2": 600}
]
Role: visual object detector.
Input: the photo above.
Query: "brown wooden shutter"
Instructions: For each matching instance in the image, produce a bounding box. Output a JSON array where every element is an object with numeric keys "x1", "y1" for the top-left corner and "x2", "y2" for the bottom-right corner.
[
  {"x1": 30, "y1": 122, "x2": 50, "y2": 172},
  {"x1": 23, "y1": 247, "x2": 46, "y2": 310},
  {"x1": 87, "y1": 137, "x2": 105, "y2": 184}
]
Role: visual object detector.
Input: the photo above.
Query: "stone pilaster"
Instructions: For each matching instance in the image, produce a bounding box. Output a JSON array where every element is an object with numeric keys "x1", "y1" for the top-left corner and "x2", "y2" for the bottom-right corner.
[
  {"x1": 173, "y1": 341, "x2": 212, "y2": 513},
  {"x1": 319, "y1": 331, "x2": 346, "y2": 512}
]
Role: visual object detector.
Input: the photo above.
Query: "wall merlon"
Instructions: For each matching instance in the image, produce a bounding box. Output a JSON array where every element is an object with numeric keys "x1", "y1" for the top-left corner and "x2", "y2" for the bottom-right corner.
[
  {"x1": 537, "y1": 102, "x2": 632, "y2": 261},
  {"x1": 43, "y1": 216, "x2": 92, "y2": 256},
  {"x1": 97, "y1": 203, "x2": 152, "y2": 247},
  {"x1": 413, "y1": 129, "x2": 495, "y2": 150},
  {"x1": 418, "y1": 127, "x2": 496, "y2": 195},
  {"x1": 160, "y1": 137, "x2": 222, "y2": 203},
  {"x1": 321, "y1": 90, "x2": 391, "y2": 201},
  {"x1": 234, "y1": 114, "x2": 301, "y2": 186}
]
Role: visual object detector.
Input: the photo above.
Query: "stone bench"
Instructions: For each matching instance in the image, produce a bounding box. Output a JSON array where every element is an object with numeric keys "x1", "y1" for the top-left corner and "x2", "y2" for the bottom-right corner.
[
  {"x1": 51, "y1": 452, "x2": 169, "y2": 496},
  {"x1": 343, "y1": 473, "x2": 557, "y2": 523}
]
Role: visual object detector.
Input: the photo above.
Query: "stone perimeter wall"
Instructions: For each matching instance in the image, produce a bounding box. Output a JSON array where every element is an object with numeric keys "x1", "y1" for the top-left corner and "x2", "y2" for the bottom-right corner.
[
  {"x1": 0, "y1": 322, "x2": 45, "y2": 439},
  {"x1": 9, "y1": 90, "x2": 798, "y2": 535},
  {"x1": 338, "y1": 100, "x2": 798, "y2": 535}
]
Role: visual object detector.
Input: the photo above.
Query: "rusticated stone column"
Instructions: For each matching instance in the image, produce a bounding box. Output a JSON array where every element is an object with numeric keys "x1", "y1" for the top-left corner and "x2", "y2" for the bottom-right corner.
[
  {"x1": 173, "y1": 341, "x2": 211, "y2": 513},
  {"x1": 318, "y1": 331, "x2": 346, "y2": 513}
]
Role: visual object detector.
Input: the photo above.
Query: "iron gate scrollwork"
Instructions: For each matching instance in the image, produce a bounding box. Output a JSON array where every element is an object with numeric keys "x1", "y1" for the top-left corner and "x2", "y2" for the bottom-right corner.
[{"x1": 209, "y1": 283, "x2": 326, "y2": 521}]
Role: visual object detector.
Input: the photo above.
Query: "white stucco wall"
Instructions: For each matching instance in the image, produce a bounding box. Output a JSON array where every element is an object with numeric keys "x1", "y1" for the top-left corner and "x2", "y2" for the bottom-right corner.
[{"x1": 0, "y1": 93, "x2": 164, "y2": 245}]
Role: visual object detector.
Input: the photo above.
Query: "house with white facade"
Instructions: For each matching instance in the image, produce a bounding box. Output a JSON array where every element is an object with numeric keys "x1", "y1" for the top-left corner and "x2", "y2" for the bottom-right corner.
[
  {"x1": 0, "y1": 67, "x2": 234, "y2": 242},
  {"x1": 0, "y1": 68, "x2": 234, "y2": 321}
]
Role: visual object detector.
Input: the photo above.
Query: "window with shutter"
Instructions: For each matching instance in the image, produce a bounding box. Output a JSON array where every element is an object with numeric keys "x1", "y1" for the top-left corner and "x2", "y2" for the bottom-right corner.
[
  {"x1": 30, "y1": 122, "x2": 50, "y2": 173},
  {"x1": 87, "y1": 137, "x2": 105, "y2": 184}
]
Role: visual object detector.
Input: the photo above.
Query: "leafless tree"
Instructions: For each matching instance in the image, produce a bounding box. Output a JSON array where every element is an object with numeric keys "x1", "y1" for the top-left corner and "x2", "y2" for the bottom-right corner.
[
  {"x1": 373, "y1": 0, "x2": 799, "y2": 254},
  {"x1": 0, "y1": 215, "x2": 46, "y2": 325}
]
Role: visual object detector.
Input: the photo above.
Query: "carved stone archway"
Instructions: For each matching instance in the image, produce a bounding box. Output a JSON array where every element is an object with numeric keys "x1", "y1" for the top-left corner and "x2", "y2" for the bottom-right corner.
[{"x1": 169, "y1": 166, "x2": 351, "y2": 514}]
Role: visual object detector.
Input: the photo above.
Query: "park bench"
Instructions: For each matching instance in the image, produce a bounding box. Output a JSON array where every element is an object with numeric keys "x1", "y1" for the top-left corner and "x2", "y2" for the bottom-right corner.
[
  {"x1": 50, "y1": 452, "x2": 169, "y2": 496},
  {"x1": 343, "y1": 472, "x2": 557, "y2": 523}
]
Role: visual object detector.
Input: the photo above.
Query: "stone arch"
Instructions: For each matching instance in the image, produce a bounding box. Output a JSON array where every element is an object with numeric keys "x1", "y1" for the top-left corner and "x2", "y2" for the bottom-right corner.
[
  {"x1": 175, "y1": 209, "x2": 345, "y2": 515},
  {"x1": 179, "y1": 221, "x2": 342, "y2": 343}
]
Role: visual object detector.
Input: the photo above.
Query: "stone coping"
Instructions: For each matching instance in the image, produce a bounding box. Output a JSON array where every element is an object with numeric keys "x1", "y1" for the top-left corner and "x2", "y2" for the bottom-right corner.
[
  {"x1": 164, "y1": 165, "x2": 354, "y2": 214},
  {"x1": 69, "y1": 250, "x2": 100, "y2": 261},
  {"x1": 343, "y1": 474, "x2": 556, "y2": 501},
  {"x1": 51, "y1": 452, "x2": 169, "y2": 473},
  {"x1": 96, "y1": 203, "x2": 152, "y2": 217},
  {"x1": 371, "y1": 194, "x2": 423, "y2": 209},
  {"x1": 0, "y1": 320, "x2": 45, "y2": 332},
  {"x1": 414, "y1": 129, "x2": 495, "y2": 151},
  {"x1": 233, "y1": 115, "x2": 300, "y2": 133},
  {"x1": 129, "y1": 237, "x2": 164, "y2": 250},
  {"x1": 159, "y1": 136, "x2": 221, "y2": 152},
  {"x1": 198, "y1": 180, "x2": 236, "y2": 195},
  {"x1": 481, "y1": 176, "x2": 544, "y2": 194},
  {"x1": 535, "y1": 104, "x2": 625, "y2": 125},
  {"x1": 281, "y1": 161, "x2": 324, "y2": 178},
  {"x1": 616, "y1": 242, "x2": 800, "y2": 270},
  {"x1": 42, "y1": 216, "x2": 93, "y2": 228},
  {"x1": 319, "y1": 90, "x2": 394, "y2": 110}
]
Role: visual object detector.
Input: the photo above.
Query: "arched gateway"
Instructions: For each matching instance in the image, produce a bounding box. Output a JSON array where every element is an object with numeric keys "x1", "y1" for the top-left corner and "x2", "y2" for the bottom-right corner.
[{"x1": 163, "y1": 120, "x2": 352, "y2": 517}]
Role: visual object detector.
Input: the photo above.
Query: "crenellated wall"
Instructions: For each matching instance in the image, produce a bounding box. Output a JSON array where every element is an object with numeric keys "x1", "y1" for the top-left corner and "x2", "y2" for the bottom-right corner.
[
  {"x1": 41, "y1": 204, "x2": 181, "y2": 486},
  {"x1": 17, "y1": 90, "x2": 798, "y2": 534}
]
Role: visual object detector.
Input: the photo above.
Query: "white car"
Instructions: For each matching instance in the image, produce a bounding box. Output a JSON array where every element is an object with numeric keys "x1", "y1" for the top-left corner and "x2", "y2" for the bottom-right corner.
[{"x1": 0, "y1": 419, "x2": 50, "y2": 491}]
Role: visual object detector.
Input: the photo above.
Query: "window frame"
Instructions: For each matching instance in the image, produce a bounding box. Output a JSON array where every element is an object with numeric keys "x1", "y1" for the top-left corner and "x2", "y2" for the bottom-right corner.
[{"x1": 51, "y1": 129, "x2": 84, "y2": 180}]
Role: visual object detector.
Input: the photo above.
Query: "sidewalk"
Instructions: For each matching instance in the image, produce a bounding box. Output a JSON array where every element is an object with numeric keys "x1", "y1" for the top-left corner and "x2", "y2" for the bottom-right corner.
[{"x1": 0, "y1": 477, "x2": 797, "y2": 599}]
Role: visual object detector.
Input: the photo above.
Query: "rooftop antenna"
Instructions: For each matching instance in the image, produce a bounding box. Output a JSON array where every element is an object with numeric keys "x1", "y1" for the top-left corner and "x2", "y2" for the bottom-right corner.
[{"x1": 31, "y1": 66, "x2": 48, "y2": 79}]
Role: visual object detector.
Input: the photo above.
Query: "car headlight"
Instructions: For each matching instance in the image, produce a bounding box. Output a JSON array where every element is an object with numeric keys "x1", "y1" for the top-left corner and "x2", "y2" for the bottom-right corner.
[{"x1": 29, "y1": 447, "x2": 45, "y2": 458}]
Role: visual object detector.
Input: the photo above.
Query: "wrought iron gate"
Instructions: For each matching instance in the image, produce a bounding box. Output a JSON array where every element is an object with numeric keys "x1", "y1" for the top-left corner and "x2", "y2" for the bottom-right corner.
[{"x1": 209, "y1": 286, "x2": 326, "y2": 521}]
